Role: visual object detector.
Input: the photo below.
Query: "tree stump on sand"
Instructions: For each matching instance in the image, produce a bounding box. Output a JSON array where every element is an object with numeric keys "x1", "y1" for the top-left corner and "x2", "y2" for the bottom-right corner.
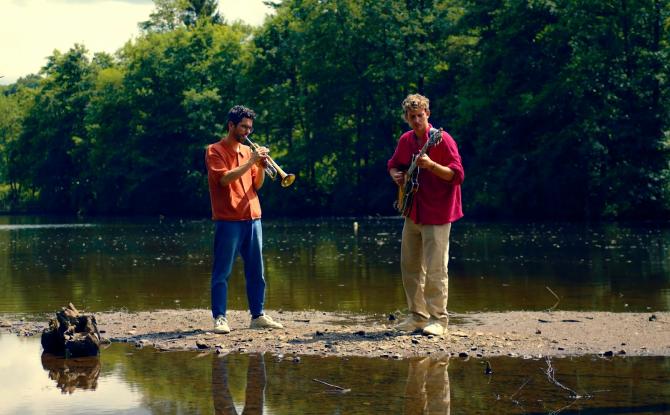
[{"x1": 41, "y1": 303, "x2": 101, "y2": 357}]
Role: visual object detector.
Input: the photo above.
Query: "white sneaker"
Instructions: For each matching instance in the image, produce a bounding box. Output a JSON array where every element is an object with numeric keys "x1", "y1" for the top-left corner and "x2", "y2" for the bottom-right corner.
[
  {"x1": 213, "y1": 315, "x2": 230, "y2": 334},
  {"x1": 422, "y1": 321, "x2": 447, "y2": 336},
  {"x1": 250, "y1": 314, "x2": 283, "y2": 329},
  {"x1": 395, "y1": 316, "x2": 429, "y2": 332}
]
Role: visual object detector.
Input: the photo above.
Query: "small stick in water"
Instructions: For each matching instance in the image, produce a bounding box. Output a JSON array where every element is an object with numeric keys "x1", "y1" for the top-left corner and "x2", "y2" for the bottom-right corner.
[
  {"x1": 313, "y1": 378, "x2": 351, "y2": 393},
  {"x1": 543, "y1": 357, "x2": 582, "y2": 399},
  {"x1": 545, "y1": 286, "x2": 560, "y2": 311}
]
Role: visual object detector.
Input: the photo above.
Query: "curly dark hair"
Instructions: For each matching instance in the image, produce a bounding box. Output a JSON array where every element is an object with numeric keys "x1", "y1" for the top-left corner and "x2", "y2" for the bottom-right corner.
[{"x1": 227, "y1": 105, "x2": 256, "y2": 125}]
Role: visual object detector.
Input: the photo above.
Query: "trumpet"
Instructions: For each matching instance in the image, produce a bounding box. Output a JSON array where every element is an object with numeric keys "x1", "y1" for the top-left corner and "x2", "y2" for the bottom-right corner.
[{"x1": 245, "y1": 136, "x2": 296, "y2": 187}]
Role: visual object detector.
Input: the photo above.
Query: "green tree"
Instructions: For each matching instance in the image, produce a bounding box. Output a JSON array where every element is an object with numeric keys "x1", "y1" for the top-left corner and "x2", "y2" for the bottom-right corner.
[
  {"x1": 0, "y1": 83, "x2": 36, "y2": 209},
  {"x1": 13, "y1": 45, "x2": 94, "y2": 212},
  {"x1": 246, "y1": 0, "x2": 463, "y2": 215},
  {"x1": 84, "y1": 65, "x2": 134, "y2": 213},
  {"x1": 116, "y1": 22, "x2": 251, "y2": 214},
  {"x1": 450, "y1": 0, "x2": 670, "y2": 219},
  {"x1": 140, "y1": 0, "x2": 190, "y2": 33},
  {"x1": 183, "y1": 0, "x2": 222, "y2": 26},
  {"x1": 1, "y1": 78, "x2": 39, "y2": 209},
  {"x1": 1, "y1": 0, "x2": 668, "y2": 219},
  {"x1": 140, "y1": 0, "x2": 222, "y2": 32},
  {"x1": 561, "y1": 0, "x2": 670, "y2": 218}
]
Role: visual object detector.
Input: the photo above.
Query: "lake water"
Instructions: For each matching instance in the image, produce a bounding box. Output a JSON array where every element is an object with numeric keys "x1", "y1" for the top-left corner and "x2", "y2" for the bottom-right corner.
[
  {"x1": 1, "y1": 333, "x2": 668, "y2": 414},
  {"x1": 0, "y1": 216, "x2": 668, "y2": 314},
  {"x1": 1, "y1": 216, "x2": 669, "y2": 414}
]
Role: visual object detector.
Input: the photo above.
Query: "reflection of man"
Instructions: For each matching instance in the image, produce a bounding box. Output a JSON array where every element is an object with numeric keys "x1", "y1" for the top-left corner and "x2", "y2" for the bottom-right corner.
[
  {"x1": 404, "y1": 357, "x2": 450, "y2": 415},
  {"x1": 212, "y1": 353, "x2": 266, "y2": 415}
]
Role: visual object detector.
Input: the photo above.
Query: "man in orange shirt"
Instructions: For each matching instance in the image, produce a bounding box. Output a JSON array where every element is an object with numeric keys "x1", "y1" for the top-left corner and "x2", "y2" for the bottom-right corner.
[{"x1": 205, "y1": 105, "x2": 283, "y2": 334}]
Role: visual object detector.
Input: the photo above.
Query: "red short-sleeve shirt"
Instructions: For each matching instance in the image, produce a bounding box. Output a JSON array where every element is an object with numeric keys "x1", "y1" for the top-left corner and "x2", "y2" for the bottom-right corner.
[{"x1": 206, "y1": 140, "x2": 261, "y2": 221}]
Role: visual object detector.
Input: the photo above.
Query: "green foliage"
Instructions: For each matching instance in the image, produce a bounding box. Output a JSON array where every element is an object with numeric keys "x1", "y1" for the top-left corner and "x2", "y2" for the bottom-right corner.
[
  {"x1": 448, "y1": 0, "x2": 670, "y2": 219},
  {"x1": 247, "y1": 0, "x2": 464, "y2": 215},
  {"x1": 84, "y1": 66, "x2": 134, "y2": 213},
  {"x1": 183, "y1": 0, "x2": 222, "y2": 26},
  {"x1": 139, "y1": 0, "x2": 190, "y2": 33},
  {"x1": 8, "y1": 45, "x2": 94, "y2": 213},
  {"x1": 0, "y1": 89, "x2": 26, "y2": 209},
  {"x1": 1, "y1": 0, "x2": 669, "y2": 220},
  {"x1": 139, "y1": 0, "x2": 222, "y2": 33},
  {"x1": 113, "y1": 22, "x2": 251, "y2": 214},
  {"x1": 0, "y1": 79, "x2": 38, "y2": 210}
]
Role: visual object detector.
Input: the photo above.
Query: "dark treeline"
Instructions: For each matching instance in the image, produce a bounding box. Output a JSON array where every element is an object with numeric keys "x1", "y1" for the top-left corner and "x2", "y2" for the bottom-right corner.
[{"x1": 1, "y1": 0, "x2": 669, "y2": 220}]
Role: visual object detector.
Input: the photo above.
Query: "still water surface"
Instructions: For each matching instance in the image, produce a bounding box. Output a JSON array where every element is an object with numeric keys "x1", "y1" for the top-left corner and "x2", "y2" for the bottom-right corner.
[
  {"x1": 1, "y1": 216, "x2": 668, "y2": 414},
  {"x1": 1, "y1": 216, "x2": 668, "y2": 314},
  {"x1": 1, "y1": 333, "x2": 668, "y2": 414}
]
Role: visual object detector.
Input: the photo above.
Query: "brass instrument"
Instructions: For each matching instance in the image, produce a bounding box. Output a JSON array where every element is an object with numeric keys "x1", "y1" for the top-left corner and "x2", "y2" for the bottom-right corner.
[{"x1": 245, "y1": 136, "x2": 296, "y2": 187}]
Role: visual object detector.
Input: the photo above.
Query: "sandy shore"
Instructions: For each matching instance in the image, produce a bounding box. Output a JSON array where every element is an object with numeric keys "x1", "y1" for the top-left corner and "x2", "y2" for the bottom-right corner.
[{"x1": 2, "y1": 309, "x2": 669, "y2": 359}]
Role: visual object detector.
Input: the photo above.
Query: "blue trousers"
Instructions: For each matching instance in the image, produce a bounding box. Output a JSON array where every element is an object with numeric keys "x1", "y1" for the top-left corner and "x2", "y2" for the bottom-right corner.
[{"x1": 211, "y1": 220, "x2": 266, "y2": 318}]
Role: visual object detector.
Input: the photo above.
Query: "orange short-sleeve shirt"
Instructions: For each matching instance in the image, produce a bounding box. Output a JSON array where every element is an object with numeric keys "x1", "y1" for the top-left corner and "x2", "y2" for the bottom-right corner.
[{"x1": 206, "y1": 140, "x2": 261, "y2": 221}]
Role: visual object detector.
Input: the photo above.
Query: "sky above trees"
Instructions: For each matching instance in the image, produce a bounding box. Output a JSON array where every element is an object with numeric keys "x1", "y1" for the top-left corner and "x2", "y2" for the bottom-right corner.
[{"x1": 0, "y1": 0, "x2": 274, "y2": 84}]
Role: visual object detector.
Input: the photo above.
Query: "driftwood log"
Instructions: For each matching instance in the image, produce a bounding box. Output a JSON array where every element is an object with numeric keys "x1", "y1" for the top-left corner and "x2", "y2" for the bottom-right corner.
[{"x1": 41, "y1": 303, "x2": 101, "y2": 358}]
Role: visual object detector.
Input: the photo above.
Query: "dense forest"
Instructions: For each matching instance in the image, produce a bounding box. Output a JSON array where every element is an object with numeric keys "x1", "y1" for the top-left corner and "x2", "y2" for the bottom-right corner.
[{"x1": 1, "y1": 0, "x2": 668, "y2": 220}]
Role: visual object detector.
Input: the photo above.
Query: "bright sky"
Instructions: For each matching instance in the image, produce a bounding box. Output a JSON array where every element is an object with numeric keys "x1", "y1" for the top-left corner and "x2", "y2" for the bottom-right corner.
[{"x1": 0, "y1": 0, "x2": 274, "y2": 85}]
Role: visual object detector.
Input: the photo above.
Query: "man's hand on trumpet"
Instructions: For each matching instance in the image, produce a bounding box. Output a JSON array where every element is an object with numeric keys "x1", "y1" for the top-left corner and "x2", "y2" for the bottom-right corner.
[{"x1": 250, "y1": 146, "x2": 270, "y2": 167}]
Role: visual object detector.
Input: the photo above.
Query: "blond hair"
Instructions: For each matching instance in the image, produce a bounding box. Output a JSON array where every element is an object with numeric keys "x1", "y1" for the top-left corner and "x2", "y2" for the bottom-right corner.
[{"x1": 402, "y1": 94, "x2": 430, "y2": 121}]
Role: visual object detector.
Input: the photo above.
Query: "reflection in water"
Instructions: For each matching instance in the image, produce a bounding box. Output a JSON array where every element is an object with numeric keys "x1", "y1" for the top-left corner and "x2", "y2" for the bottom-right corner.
[
  {"x1": 40, "y1": 353, "x2": 101, "y2": 394},
  {"x1": 404, "y1": 357, "x2": 450, "y2": 415},
  {"x1": 212, "y1": 353, "x2": 266, "y2": 415},
  {"x1": 1, "y1": 334, "x2": 669, "y2": 414}
]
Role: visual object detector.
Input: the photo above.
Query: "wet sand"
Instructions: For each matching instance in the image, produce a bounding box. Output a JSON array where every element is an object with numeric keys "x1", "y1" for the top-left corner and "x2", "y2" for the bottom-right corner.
[{"x1": 2, "y1": 309, "x2": 669, "y2": 359}]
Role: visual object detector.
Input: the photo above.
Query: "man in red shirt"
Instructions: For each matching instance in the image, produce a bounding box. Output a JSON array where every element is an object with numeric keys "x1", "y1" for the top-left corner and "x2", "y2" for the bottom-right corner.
[
  {"x1": 388, "y1": 94, "x2": 464, "y2": 336},
  {"x1": 205, "y1": 105, "x2": 283, "y2": 334}
]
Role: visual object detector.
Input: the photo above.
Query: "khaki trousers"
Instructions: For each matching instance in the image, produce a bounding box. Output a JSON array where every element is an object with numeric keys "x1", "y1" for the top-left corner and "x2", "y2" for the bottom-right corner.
[{"x1": 401, "y1": 218, "x2": 451, "y2": 323}]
